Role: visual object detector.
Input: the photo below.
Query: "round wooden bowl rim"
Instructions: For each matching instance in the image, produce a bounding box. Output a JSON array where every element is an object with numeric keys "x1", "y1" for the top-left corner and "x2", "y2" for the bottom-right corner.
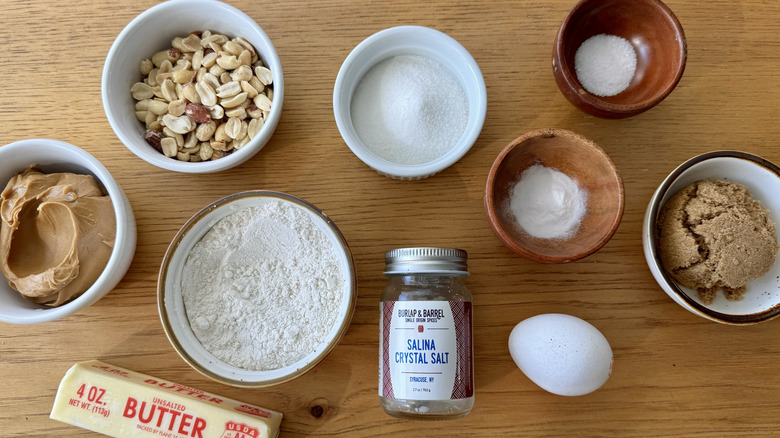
[{"x1": 484, "y1": 128, "x2": 625, "y2": 263}]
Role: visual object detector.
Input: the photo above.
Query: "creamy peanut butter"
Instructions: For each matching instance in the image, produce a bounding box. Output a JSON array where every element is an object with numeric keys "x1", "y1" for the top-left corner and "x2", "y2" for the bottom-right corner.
[{"x1": 0, "y1": 167, "x2": 115, "y2": 306}]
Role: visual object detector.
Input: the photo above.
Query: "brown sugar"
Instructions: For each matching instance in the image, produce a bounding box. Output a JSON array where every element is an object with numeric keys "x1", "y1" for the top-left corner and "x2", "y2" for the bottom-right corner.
[{"x1": 657, "y1": 179, "x2": 779, "y2": 304}]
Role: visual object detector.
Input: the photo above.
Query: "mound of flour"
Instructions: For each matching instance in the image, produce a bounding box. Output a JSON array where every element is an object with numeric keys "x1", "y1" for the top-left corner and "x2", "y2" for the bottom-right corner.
[{"x1": 181, "y1": 198, "x2": 345, "y2": 371}]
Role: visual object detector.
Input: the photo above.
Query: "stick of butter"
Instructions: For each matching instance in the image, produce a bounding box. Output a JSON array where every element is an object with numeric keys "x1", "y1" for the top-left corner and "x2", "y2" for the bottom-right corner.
[{"x1": 51, "y1": 360, "x2": 282, "y2": 438}]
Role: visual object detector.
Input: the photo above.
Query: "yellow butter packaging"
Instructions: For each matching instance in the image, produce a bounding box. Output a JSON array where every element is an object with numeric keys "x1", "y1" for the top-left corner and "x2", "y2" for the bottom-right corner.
[{"x1": 51, "y1": 360, "x2": 282, "y2": 438}]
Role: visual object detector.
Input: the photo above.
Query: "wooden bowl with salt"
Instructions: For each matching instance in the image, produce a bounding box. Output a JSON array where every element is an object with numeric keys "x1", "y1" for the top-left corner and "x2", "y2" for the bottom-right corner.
[
  {"x1": 552, "y1": 0, "x2": 687, "y2": 118},
  {"x1": 484, "y1": 129, "x2": 624, "y2": 263}
]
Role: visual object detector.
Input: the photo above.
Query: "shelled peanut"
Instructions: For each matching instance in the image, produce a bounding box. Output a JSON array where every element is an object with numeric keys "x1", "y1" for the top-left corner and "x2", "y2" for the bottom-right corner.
[{"x1": 131, "y1": 31, "x2": 273, "y2": 162}]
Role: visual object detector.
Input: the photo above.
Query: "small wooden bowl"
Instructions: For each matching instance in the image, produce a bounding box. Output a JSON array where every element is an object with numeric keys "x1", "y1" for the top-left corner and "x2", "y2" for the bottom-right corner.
[
  {"x1": 485, "y1": 129, "x2": 624, "y2": 263},
  {"x1": 552, "y1": 0, "x2": 687, "y2": 118}
]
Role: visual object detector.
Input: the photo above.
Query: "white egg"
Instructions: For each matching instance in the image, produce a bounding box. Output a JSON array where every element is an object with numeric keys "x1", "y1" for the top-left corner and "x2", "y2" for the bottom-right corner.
[{"x1": 508, "y1": 313, "x2": 612, "y2": 396}]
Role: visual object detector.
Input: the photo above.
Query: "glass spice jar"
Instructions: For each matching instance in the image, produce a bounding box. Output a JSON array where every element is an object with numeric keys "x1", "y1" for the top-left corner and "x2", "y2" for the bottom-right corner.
[{"x1": 378, "y1": 247, "x2": 474, "y2": 420}]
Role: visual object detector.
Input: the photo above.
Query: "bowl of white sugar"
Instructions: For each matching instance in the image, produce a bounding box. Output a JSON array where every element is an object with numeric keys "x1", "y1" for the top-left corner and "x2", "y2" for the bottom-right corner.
[
  {"x1": 552, "y1": 0, "x2": 686, "y2": 118},
  {"x1": 333, "y1": 25, "x2": 487, "y2": 180},
  {"x1": 158, "y1": 191, "x2": 356, "y2": 387},
  {"x1": 484, "y1": 129, "x2": 624, "y2": 263}
]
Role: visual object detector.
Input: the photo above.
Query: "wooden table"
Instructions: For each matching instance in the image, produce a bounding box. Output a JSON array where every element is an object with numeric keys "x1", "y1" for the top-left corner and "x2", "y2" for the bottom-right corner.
[{"x1": 2, "y1": 0, "x2": 780, "y2": 436}]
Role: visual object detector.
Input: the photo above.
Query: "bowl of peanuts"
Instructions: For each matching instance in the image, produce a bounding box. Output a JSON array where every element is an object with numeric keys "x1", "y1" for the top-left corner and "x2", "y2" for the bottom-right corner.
[{"x1": 102, "y1": 0, "x2": 283, "y2": 173}]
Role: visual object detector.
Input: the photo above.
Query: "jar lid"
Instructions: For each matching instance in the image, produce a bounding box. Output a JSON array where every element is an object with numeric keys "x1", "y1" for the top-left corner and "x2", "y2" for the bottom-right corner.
[{"x1": 384, "y1": 247, "x2": 468, "y2": 276}]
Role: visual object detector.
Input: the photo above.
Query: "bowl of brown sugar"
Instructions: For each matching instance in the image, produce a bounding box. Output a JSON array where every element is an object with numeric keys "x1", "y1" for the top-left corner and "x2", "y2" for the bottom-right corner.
[{"x1": 643, "y1": 151, "x2": 780, "y2": 325}]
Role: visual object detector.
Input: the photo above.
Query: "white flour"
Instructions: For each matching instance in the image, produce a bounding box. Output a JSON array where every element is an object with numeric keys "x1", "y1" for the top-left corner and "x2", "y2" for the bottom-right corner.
[{"x1": 181, "y1": 198, "x2": 345, "y2": 371}]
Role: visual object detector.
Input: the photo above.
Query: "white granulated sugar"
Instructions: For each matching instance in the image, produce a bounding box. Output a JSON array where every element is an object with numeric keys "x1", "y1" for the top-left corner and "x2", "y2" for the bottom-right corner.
[
  {"x1": 351, "y1": 55, "x2": 469, "y2": 165},
  {"x1": 574, "y1": 34, "x2": 637, "y2": 97},
  {"x1": 508, "y1": 164, "x2": 587, "y2": 240},
  {"x1": 181, "y1": 199, "x2": 345, "y2": 371}
]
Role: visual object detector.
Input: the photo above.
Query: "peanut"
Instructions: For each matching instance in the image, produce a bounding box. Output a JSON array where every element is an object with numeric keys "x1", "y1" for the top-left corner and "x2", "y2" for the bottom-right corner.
[
  {"x1": 255, "y1": 66, "x2": 272, "y2": 85},
  {"x1": 160, "y1": 137, "x2": 178, "y2": 157},
  {"x1": 181, "y1": 34, "x2": 202, "y2": 52},
  {"x1": 144, "y1": 129, "x2": 164, "y2": 150},
  {"x1": 247, "y1": 117, "x2": 264, "y2": 139},
  {"x1": 223, "y1": 40, "x2": 243, "y2": 56},
  {"x1": 216, "y1": 81, "x2": 241, "y2": 98},
  {"x1": 185, "y1": 103, "x2": 211, "y2": 124},
  {"x1": 192, "y1": 49, "x2": 204, "y2": 70},
  {"x1": 216, "y1": 53, "x2": 241, "y2": 70},
  {"x1": 221, "y1": 92, "x2": 247, "y2": 109},
  {"x1": 238, "y1": 50, "x2": 252, "y2": 67},
  {"x1": 181, "y1": 84, "x2": 201, "y2": 104},
  {"x1": 253, "y1": 94, "x2": 272, "y2": 111},
  {"x1": 195, "y1": 121, "x2": 217, "y2": 142},
  {"x1": 195, "y1": 81, "x2": 217, "y2": 107},
  {"x1": 162, "y1": 114, "x2": 196, "y2": 134},
  {"x1": 152, "y1": 48, "x2": 182, "y2": 67},
  {"x1": 131, "y1": 82, "x2": 154, "y2": 100},
  {"x1": 199, "y1": 142, "x2": 214, "y2": 160},
  {"x1": 139, "y1": 59, "x2": 154, "y2": 75},
  {"x1": 225, "y1": 106, "x2": 247, "y2": 119},
  {"x1": 172, "y1": 69, "x2": 195, "y2": 84},
  {"x1": 232, "y1": 65, "x2": 253, "y2": 83},
  {"x1": 147, "y1": 99, "x2": 169, "y2": 116},
  {"x1": 225, "y1": 117, "x2": 242, "y2": 140},
  {"x1": 209, "y1": 104, "x2": 225, "y2": 120},
  {"x1": 240, "y1": 81, "x2": 259, "y2": 99},
  {"x1": 168, "y1": 99, "x2": 187, "y2": 117},
  {"x1": 201, "y1": 51, "x2": 218, "y2": 68},
  {"x1": 161, "y1": 79, "x2": 177, "y2": 102},
  {"x1": 210, "y1": 140, "x2": 229, "y2": 151},
  {"x1": 214, "y1": 123, "x2": 228, "y2": 142}
]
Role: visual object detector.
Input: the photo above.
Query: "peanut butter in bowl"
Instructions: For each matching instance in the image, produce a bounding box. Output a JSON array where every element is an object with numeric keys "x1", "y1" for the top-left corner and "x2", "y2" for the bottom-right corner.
[{"x1": 0, "y1": 167, "x2": 115, "y2": 306}]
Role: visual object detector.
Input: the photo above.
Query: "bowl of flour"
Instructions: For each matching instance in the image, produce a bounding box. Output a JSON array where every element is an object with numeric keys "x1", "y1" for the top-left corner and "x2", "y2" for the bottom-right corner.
[{"x1": 158, "y1": 191, "x2": 356, "y2": 387}]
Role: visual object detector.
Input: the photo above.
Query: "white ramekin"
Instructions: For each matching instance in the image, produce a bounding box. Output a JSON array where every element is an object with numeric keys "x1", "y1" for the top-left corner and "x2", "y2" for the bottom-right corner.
[
  {"x1": 0, "y1": 139, "x2": 136, "y2": 324},
  {"x1": 334, "y1": 26, "x2": 487, "y2": 180},
  {"x1": 102, "y1": 0, "x2": 284, "y2": 173}
]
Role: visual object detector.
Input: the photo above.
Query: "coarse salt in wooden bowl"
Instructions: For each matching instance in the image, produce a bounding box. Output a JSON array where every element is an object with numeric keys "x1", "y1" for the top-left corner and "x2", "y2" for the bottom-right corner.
[
  {"x1": 552, "y1": 0, "x2": 687, "y2": 118},
  {"x1": 484, "y1": 129, "x2": 624, "y2": 263}
]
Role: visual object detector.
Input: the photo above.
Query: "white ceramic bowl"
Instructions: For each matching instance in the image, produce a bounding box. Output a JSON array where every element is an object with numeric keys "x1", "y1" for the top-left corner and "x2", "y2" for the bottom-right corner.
[
  {"x1": 643, "y1": 151, "x2": 780, "y2": 325},
  {"x1": 333, "y1": 26, "x2": 487, "y2": 180},
  {"x1": 102, "y1": 0, "x2": 284, "y2": 173},
  {"x1": 0, "y1": 139, "x2": 137, "y2": 324},
  {"x1": 158, "y1": 191, "x2": 356, "y2": 387}
]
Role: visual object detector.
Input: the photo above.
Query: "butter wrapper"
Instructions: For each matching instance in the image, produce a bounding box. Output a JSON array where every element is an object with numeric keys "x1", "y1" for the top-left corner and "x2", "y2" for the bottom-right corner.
[{"x1": 51, "y1": 360, "x2": 282, "y2": 438}]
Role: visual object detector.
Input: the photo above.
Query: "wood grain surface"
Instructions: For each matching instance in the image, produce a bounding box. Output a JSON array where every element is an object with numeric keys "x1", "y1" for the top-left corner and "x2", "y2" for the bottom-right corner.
[{"x1": 1, "y1": 0, "x2": 780, "y2": 436}]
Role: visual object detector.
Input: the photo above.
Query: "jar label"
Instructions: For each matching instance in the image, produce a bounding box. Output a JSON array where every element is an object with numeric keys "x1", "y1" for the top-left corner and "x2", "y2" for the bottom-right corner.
[{"x1": 379, "y1": 301, "x2": 473, "y2": 400}]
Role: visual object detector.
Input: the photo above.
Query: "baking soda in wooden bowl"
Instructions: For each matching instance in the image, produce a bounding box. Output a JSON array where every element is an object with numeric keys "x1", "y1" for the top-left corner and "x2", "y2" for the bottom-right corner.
[
  {"x1": 484, "y1": 128, "x2": 624, "y2": 263},
  {"x1": 507, "y1": 164, "x2": 588, "y2": 240}
]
